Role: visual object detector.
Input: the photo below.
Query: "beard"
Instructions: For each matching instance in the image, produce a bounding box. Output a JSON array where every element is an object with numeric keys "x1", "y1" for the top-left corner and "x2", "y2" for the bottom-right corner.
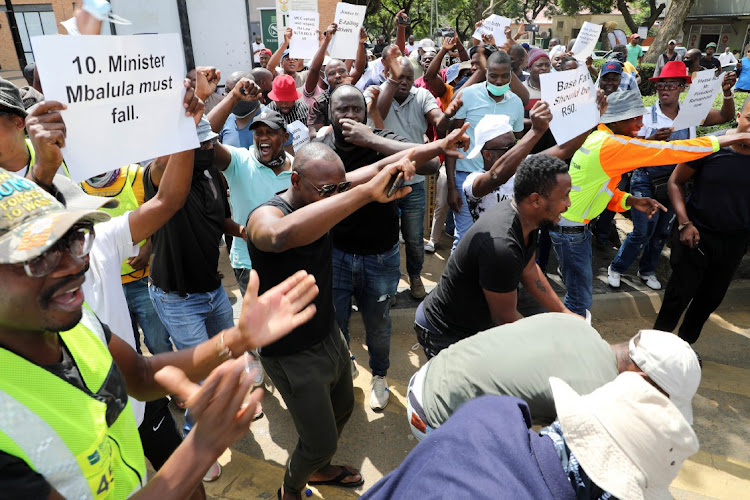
[{"x1": 539, "y1": 217, "x2": 557, "y2": 229}]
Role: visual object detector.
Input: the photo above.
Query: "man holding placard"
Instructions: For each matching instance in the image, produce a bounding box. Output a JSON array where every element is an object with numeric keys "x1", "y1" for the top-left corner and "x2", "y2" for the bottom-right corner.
[
  {"x1": 607, "y1": 62, "x2": 736, "y2": 291},
  {"x1": 551, "y1": 90, "x2": 750, "y2": 317}
]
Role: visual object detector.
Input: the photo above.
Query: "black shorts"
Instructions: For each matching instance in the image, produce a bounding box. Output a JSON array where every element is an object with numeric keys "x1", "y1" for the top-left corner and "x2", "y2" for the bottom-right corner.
[{"x1": 137, "y1": 398, "x2": 182, "y2": 470}]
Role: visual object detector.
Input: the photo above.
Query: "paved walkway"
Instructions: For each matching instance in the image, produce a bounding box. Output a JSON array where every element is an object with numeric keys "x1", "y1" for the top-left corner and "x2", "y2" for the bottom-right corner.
[{"x1": 185, "y1": 217, "x2": 750, "y2": 499}]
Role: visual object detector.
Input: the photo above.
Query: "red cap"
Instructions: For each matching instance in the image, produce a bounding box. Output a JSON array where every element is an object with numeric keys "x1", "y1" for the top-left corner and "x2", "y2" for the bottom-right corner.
[
  {"x1": 260, "y1": 48, "x2": 272, "y2": 56},
  {"x1": 630, "y1": 33, "x2": 640, "y2": 40},
  {"x1": 649, "y1": 60, "x2": 691, "y2": 84},
  {"x1": 268, "y1": 75, "x2": 302, "y2": 102}
]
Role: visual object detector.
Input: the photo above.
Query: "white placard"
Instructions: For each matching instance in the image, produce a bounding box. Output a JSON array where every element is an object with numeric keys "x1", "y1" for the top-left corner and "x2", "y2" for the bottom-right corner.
[
  {"x1": 329, "y1": 3, "x2": 366, "y2": 60},
  {"x1": 637, "y1": 26, "x2": 649, "y2": 39},
  {"x1": 472, "y1": 15, "x2": 510, "y2": 46},
  {"x1": 540, "y1": 66, "x2": 599, "y2": 145},
  {"x1": 287, "y1": 120, "x2": 310, "y2": 152},
  {"x1": 31, "y1": 34, "x2": 198, "y2": 182},
  {"x1": 288, "y1": 11, "x2": 320, "y2": 60},
  {"x1": 670, "y1": 69, "x2": 724, "y2": 131},
  {"x1": 276, "y1": 0, "x2": 319, "y2": 47},
  {"x1": 571, "y1": 22, "x2": 603, "y2": 61}
]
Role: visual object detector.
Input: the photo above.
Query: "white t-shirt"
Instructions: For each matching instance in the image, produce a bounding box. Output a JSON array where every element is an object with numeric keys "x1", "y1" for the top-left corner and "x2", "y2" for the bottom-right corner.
[
  {"x1": 405, "y1": 43, "x2": 417, "y2": 55},
  {"x1": 463, "y1": 171, "x2": 515, "y2": 222},
  {"x1": 82, "y1": 212, "x2": 146, "y2": 426},
  {"x1": 718, "y1": 51, "x2": 738, "y2": 67},
  {"x1": 252, "y1": 42, "x2": 266, "y2": 63}
]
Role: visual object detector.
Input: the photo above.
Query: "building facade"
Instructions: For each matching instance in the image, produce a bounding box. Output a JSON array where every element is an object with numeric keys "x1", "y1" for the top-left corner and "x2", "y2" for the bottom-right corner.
[{"x1": 684, "y1": 1, "x2": 750, "y2": 52}]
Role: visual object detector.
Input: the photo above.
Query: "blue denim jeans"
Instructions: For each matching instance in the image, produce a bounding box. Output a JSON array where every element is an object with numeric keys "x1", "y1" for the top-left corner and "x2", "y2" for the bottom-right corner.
[
  {"x1": 398, "y1": 181, "x2": 425, "y2": 277},
  {"x1": 332, "y1": 243, "x2": 400, "y2": 377},
  {"x1": 123, "y1": 277, "x2": 173, "y2": 355},
  {"x1": 452, "y1": 171, "x2": 474, "y2": 252},
  {"x1": 550, "y1": 227, "x2": 593, "y2": 316},
  {"x1": 148, "y1": 283, "x2": 235, "y2": 350},
  {"x1": 610, "y1": 169, "x2": 675, "y2": 276}
]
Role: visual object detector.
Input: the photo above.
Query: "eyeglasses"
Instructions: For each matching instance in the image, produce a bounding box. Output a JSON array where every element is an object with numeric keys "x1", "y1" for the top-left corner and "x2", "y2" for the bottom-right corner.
[
  {"x1": 21, "y1": 225, "x2": 95, "y2": 278},
  {"x1": 297, "y1": 171, "x2": 351, "y2": 196},
  {"x1": 483, "y1": 145, "x2": 514, "y2": 153},
  {"x1": 655, "y1": 82, "x2": 684, "y2": 91}
]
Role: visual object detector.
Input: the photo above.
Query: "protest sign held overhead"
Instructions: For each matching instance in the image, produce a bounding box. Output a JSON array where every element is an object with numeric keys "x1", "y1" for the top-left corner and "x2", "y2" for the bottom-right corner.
[
  {"x1": 571, "y1": 22, "x2": 603, "y2": 61},
  {"x1": 540, "y1": 66, "x2": 599, "y2": 145},
  {"x1": 31, "y1": 34, "x2": 198, "y2": 182},
  {"x1": 329, "y1": 3, "x2": 366, "y2": 60},
  {"x1": 288, "y1": 11, "x2": 320, "y2": 60},
  {"x1": 472, "y1": 15, "x2": 511, "y2": 45},
  {"x1": 670, "y1": 69, "x2": 724, "y2": 131}
]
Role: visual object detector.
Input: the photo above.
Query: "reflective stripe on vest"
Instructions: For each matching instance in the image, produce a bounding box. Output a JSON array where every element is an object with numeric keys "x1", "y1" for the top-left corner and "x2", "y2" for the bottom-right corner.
[
  {"x1": 26, "y1": 138, "x2": 71, "y2": 178},
  {"x1": 0, "y1": 306, "x2": 146, "y2": 499}
]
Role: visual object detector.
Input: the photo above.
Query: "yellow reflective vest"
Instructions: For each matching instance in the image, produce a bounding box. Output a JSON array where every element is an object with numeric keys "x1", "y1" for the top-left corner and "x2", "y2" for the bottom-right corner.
[{"x1": 0, "y1": 306, "x2": 146, "y2": 499}]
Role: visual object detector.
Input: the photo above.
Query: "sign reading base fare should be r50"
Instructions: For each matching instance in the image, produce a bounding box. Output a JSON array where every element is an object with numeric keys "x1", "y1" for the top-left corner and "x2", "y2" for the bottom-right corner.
[
  {"x1": 540, "y1": 66, "x2": 599, "y2": 145},
  {"x1": 31, "y1": 34, "x2": 199, "y2": 182}
]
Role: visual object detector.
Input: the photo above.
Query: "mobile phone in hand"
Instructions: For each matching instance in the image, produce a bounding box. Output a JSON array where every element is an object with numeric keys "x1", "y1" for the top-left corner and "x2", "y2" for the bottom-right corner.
[
  {"x1": 398, "y1": 15, "x2": 410, "y2": 26},
  {"x1": 524, "y1": 23, "x2": 540, "y2": 32},
  {"x1": 387, "y1": 172, "x2": 405, "y2": 197}
]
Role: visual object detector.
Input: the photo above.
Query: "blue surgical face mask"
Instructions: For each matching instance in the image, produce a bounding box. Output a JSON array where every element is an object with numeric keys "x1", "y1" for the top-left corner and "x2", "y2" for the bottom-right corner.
[{"x1": 486, "y1": 81, "x2": 510, "y2": 97}]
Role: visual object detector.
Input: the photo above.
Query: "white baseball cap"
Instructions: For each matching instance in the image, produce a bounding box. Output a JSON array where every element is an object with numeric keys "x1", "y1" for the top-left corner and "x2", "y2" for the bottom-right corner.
[
  {"x1": 629, "y1": 329, "x2": 701, "y2": 424},
  {"x1": 466, "y1": 114, "x2": 514, "y2": 159},
  {"x1": 419, "y1": 38, "x2": 435, "y2": 49},
  {"x1": 551, "y1": 372, "x2": 699, "y2": 500}
]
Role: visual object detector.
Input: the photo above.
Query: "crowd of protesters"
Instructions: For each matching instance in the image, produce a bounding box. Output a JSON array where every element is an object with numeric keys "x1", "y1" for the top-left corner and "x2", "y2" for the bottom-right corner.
[{"x1": 1, "y1": 3, "x2": 749, "y2": 500}]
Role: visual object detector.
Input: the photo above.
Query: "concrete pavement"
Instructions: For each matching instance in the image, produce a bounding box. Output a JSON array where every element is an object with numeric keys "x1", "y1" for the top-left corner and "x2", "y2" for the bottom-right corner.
[{"x1": 185, "y1": 222, "x2": 750, "y2": 499}]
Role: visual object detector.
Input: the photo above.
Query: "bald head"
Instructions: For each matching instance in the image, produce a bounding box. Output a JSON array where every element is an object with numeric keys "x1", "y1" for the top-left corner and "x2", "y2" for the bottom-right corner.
[
  {"x1": 294, "y1": 142, "x2": 344, "y2": 177},
  {"x1": 225, "y1": 71, "x2": 252, "y2": 94}
]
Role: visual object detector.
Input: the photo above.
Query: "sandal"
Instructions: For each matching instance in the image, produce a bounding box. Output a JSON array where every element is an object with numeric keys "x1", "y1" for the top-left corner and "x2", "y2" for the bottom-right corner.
[{"x1": 308, "y1": 465, "x2": 364, "y2": 488}]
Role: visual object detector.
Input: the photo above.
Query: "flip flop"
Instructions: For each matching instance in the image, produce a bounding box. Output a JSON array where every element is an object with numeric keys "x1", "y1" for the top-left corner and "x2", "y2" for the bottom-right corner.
[{"x1": 308, "y1": 466, "x2": 364, "y2": 488}]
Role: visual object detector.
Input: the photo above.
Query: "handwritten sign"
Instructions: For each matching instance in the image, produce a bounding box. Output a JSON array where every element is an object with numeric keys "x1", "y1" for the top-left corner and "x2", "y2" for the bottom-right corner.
[
  {"x1": 287, "y1": 120, "x2": 310, "y2": 152},
  {"x1": 288, "y1": 11, "x2": 319, "y2": 60},
  {"x1": 571, "y1": 22, "x2": 603, "y2": 61},
  {"x1": 276, "y1": 0, "x2": 319, "y2": 47},
  {"x1": 670, "y1": 70, "x2": 724, "y2": 130},
  {"x1": 472, "y1": 15, "x2": 511, "y2": 46},
  {"x1": 329, "y1": 3, "x2": 366, "y2": 60},
  {"x1": 540, "y1": 66, "x2": 599, "y2": 145},
  {"x1": 31, "y1": 34, "x2": 198, "y2": 182}
]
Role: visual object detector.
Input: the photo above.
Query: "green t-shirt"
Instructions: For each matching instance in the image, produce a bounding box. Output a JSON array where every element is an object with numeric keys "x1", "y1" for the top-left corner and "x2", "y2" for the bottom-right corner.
[
  {"x1": 422, "y1": 313, "x2": 619, "y2": 426},
  {"x1": 627, "y1": 43, "x2": 643, "y2": 67}
]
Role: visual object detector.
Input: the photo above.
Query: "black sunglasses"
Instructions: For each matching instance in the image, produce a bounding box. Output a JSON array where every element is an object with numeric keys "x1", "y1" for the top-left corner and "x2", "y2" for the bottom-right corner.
[{"x1": 298, "y1": 171, "x2": 351, "y2": 196}]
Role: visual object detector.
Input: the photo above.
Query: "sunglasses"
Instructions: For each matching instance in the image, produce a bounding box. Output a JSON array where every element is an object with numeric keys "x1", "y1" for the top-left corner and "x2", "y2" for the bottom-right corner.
[
  {"x1": 298, "y1": 171, "x2": 351, "y2": 196},
  {"x1": 20, "y1": 225, "x2": 95, "y2": 278},
  {"x1": 655, "y1": 82, "x2": 685, "y2": 91}
]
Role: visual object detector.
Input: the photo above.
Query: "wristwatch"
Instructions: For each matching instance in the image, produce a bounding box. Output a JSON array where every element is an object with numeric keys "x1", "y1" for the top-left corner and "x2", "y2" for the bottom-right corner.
[{"x1": 677, "y1": 221, "x2": 693, "y2": 232}]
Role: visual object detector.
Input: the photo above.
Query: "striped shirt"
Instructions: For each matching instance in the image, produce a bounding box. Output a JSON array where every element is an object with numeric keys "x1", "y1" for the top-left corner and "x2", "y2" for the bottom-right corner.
[{"x1": 267, "y1": 100, "x2": 309, "y2": 126}]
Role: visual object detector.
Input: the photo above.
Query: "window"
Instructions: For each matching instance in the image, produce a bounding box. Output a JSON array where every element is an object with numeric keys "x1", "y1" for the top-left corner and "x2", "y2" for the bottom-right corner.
[{"x1": 12, "y1": 6, "x2": 59, "y2": 64}]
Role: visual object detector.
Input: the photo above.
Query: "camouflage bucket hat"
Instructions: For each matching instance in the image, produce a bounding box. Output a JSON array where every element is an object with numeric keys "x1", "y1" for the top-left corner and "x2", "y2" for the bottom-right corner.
[{"x1": 0, "y1": 168, "x2": 110, "y2": 265}]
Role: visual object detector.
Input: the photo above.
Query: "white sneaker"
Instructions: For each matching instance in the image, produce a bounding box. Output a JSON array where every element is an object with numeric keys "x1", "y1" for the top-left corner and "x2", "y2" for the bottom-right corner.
[
  {"x1": 370, "y1": 375, "x2": 389, "y2": 411},
  {"x1": 350, "y1": 355, "x2": 359, "y2": 379},
  {"x1": 638, "y1": 271, "x2": 662, "y2": 290},
  {"x1": 607, "y1": 266, "x2": 621, "y2": 288},
  {"x1": 424, "y1": 240, "x2": 436, "y2": 253}
]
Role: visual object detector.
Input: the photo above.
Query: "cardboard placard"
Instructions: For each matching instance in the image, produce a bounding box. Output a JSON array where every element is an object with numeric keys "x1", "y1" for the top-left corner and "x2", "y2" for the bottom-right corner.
[
  {"x1": 31, "y1": 34, "x2": 198, "y2": 182},
  {"x1": 329, "y1": 3, "x2": 366, "y2": 60},
  {"x1": 670, "y1": 69, "x2": 724, "y2": 131},
  {"x1": 472, "y1": 15, "x2": 510, "y2": 46},
  {"x1": 571, "y1": 22, "x2": 603, "y2": 61},
  {"x1": 287, "y1": 120, "x2": 310, "y2": 152},
  {"x1": 288, "y1": 11, "x2": 320, "y2": 60},
  {"x1": 540, "y1": 66, "x2": 599, "y2": 145}
]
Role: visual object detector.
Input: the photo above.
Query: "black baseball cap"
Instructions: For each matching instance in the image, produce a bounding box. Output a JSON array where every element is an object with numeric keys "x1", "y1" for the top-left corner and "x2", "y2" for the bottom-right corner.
[{"x1": 249, "y1": 109, "x2": 286, "y2": 131}]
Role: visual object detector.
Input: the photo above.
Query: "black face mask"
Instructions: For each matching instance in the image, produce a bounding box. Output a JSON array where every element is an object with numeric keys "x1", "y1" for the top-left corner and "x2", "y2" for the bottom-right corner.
[
  {"x1": 454, "y1": 76, "x2": 470, "y2": 90},
  {"x1": 684, "y1": 59, "x2": 693, "y2": 68},
  {"x1": 232, "y1": 99, "x2": 260, "y2": 118},
  {"x1": 194, "y1": 148, "x2": 216, "y2": 172}
]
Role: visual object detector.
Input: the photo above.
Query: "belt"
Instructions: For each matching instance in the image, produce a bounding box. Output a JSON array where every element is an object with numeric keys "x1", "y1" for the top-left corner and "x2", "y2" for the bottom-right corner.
[
  {"x1": 549, "y1": 223, "x2": 589, "y2": 234},
  {"x1": 407, "y1": 363, "x2": 432, "y2": 433}
]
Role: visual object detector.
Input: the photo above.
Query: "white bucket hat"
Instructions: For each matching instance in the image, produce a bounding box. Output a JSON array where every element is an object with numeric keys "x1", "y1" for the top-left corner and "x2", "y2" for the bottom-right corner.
[
  {"x1": 629, "y1": 329, "x2": 701, "y2": 424},
  {"x1": 550, "y1": 372, "x2": 699, "y2": 500},
  {"x1": 466, "y1": 114, "x2": 514, "y2": 159}
]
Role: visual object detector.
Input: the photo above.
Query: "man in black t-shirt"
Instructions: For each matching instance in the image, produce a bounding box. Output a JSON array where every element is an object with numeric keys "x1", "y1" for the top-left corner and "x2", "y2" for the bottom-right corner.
[
  {"x1": 247, "y1": 143, "x2": 416, "y2": 499},
  {"x1": 417, "y1": 155, "x2": 577, "y2": 358},
  {"x1": 655, "y1": 100, "x2": 750, "y2": 343},
  {"x1": 700, "y1": 43, "x2": 722, "y2": 72},
  {"x1": 313, "y1": 85, "x2": 439, "y2": 411}
]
